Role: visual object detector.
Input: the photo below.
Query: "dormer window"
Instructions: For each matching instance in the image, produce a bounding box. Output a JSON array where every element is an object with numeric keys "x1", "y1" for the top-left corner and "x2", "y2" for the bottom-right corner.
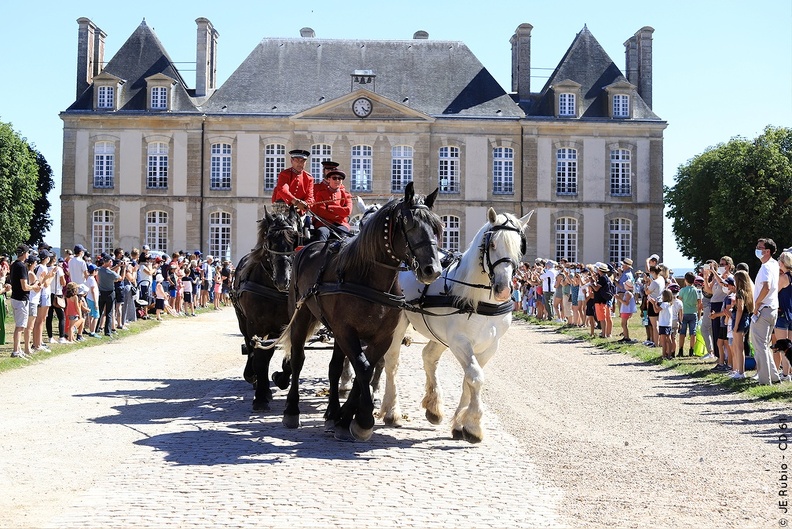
[
  {"x1": 145, "y1": 73, "x2": 176, "y2": 111},
  {"x1": 553, "y1": 80, "x2": 582, "y2": 118},
  {"x1": 92, "y1": 72, "x2": 124, "y2": 111},
  {"x1": 613, "y1": 94, "x2": 630, "y2": 118},
  {"x1": 97, "y1": 86, "x2": 115, "y2": 108},
  {"x1": 604, "y1": 80, "x2": 635, "y2": 119},
  {"x1": 559, "y1": 94, "x2": 576, "y2": 116}
]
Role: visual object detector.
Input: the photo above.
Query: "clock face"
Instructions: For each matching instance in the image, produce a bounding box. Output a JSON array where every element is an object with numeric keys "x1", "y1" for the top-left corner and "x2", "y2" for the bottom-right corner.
[{"x1": 352, "y1": 97, "x2": 372, "y2": 118}]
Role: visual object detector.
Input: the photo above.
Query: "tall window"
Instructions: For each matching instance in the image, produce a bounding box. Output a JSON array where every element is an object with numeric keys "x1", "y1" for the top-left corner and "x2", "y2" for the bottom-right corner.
[
  {"x1": 613, "y1": 94, "x2": 629, "y2": 118},
  {"x1": 492, "y1": 147, "x2": 514, "y2": 195},
  {"x1": 92, "y1": 210, "x2": 114, "y2": 255},
  {"x1": 147, "y1": 142, "x2": 168, "y2": 189},
  {"x1": 145, "y1": 211, "x2": 168, "y2": 252},
  {"x1": 97, "y1": 86, "x2": 114, "y2": 109},
  {"x1": 609, "y1": 218, "x2": 632, "y2": 264},
  {"x1": 555, "y1": 217, "x2": 578, "y2": 263},
  {"x1": 351, "y1": 145, "x2": 372, "y2": 192},
  {"x1": 151, "y1": 87, "x2": 168, "y2": 109},
  {"x1": 439, "y1": 146, "x2": 460, "y2": 193},
  {"x1": 264, "y1": 143, "x2": 286, "y2": 191},
  {"x1": 556, "y1": 148, "x2": 577, "y2": 195},
  {"x1": 209, "y1": 211, "x2": 232, "y2": 260},
  {"x1": 441, "y1": 215, "x2": 460, "y2": 253},
  {"x1": 391, "y1": 145, "x2": 413, "y2": 192},
  {"x1": 210, "y1": 143, "x2": 232, "y2": 190},
  {"x1": 610, "y1": 149, "x2": 631, "y2": 196},
  {"x1": 311, "y1": 144, "x2": 332, "y2": 183},
  {"x1": 93, "y1": 141, "x2": 115, "y2": 188},
  {"x1": 559, "y1": 93, "x2": 576, "y2": 116}
]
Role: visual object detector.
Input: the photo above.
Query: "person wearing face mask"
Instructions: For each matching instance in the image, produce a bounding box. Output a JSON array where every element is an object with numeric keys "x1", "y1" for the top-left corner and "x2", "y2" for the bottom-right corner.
[
  {"x1": 708, "y1": 256, "x2": 734, "y2": 369},
  {"x1": 751, "y1": 238, "x2": 781, "y2": 384},
  {"x1": 643, "y1": 265, "x2": 665, "y2": 347}
]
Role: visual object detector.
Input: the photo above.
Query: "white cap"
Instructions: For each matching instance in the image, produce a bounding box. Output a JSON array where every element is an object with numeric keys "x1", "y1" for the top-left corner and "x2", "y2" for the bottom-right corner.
[{"x1": 649, "y1": 254, "x2": 660, "y2": 261}]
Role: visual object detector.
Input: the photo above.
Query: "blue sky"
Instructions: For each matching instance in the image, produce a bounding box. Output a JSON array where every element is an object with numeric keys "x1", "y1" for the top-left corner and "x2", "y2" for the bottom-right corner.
[{"x1": 1, "y1": 0, "x2": 790, "y2": 268}]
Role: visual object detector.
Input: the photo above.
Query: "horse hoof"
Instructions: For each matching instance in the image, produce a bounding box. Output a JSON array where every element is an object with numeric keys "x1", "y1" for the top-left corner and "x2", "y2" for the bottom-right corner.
[
  {"x1": 462, "y1": 427, "x2": 483, "y2": 444},
  {"x1": 282, "y1": 414, "x2": 301, "y2": 429},
  {"x1": 272, "y1": 372, "x2": 290, "y2": 390},
  {"x1": 451, "y1": 428, "x2": 464, "y2": 440},
  {"x1": 324, "y1": 419, "x2": 336, "y2": 434},
  {"x1": 244, "y1": 373, "x2": 257, "y2": 385},
  {"x1": 425, "y1": 410, "x2": 443, "y2": 425},
  {"x1": 334, "y1": 426, "x2": 355, "y2": 442},
  {"x1": 252, "y1": 399, "x2": 269, "y2": 412},
  {"x1": 350, "y1": 421, "x2": 373, "y2": 442}
]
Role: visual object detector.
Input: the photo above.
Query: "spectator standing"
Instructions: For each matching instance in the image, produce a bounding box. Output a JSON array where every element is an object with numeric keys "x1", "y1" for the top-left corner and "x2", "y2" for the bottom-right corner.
[
  {"x1": 84, "y1": 265, "x2": 100, "y2": 337},
  {"x1": 0, "y1": 254, "x2": 10, "y2": 345},
  {"x1": 95, "y1": 254, "x2": 121, "y2": 336},
  {"x1": 652, "y1": 289, "x2": 675, "y2": 360},
  {"x1": 774, "y1": 251, "x2": 792, "y2": 379},
  {"x1": 729, "y1": 270, "x2": 754, "y2": 379},
  {"x1": 709, "y1": 256, "x2": 734, "y2": 367},
  {"x1": 201, "y1": 255, "x2": 215, "y2": 308},
  {"x1": 10, "y1": 245, "x2": 40, "y2": 357},
  {"x1": 677, "y1": 272, "x2": 703, "y2": 357},
  {"x1": 540, "y1": 261, "x2": 557, "y2": 321},
  {"x1": 644, "y1": 265, "x2": 666, "y2": 347},
  {"x1": 45, "y1": 254, "x2": 67, "y2": 344},
  {"x1": 668, "y1": 283, "x2": 683, "y2": 358},
  {"x1": 69, "y1": 245, "x2": 88, "y2": 287},
  {"x1": 699, "y1": 262, "x2": 716, "y2": 359},
  {"x1": 592, "y1": 262, "x2": 614, "y2": 338},
  {"x1": 752, "y1": 238, "x2": 781, "y2": 385},
  {"x1": 154, "y1": 274, "x2": 167, "y2": 321},
  {"x1": 618, "y1": 280, "x2": 637, "y2": 343}
]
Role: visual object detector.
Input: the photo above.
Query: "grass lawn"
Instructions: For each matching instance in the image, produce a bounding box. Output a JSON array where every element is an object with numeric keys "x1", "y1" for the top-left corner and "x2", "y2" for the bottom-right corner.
[{"x1": 514, "y1": 311, "x2": 792, "y2": 402}]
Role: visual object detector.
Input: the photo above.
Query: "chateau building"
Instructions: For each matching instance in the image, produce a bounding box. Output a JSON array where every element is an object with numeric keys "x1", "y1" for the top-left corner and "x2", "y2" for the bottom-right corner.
[{"x1": 60, "y1": 18, "x2": 665, "y2": 264}]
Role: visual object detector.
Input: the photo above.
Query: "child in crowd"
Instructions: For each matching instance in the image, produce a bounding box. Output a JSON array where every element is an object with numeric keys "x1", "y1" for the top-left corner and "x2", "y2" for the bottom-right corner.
[
  {"x1": 181, "y1": 265, "x2": 196, "y2": 317},
  {"x1": 677, "y1": 272, "x2": 703, "y2": 357},
  {"x1": 84, "y1": 264, "x2": 100, "y2": 338},
  {"x1": 652, "y1": 289, "x2": 675, "y2": 360},
  {"x1": 154, "y1": 274, "x2": 167, "y2": 321},
  {"x1": 619, "y1": 280, "x2": 637, "y2": 343},
  {"x1": 583, "y1": 270, "x2": 597, "y2": 337},
  {"x1": 668, "y1": 283, "x2": 683, "y2": 358},
  {"x1": 710, "y1": 276, "x2": 735, "y2": 372},
  {"x1": 729, "y1": 271, "x2": 753, "y2": 379},
  {"x1": 63, "y1": 282, "x2": 85, "y2": 342}
]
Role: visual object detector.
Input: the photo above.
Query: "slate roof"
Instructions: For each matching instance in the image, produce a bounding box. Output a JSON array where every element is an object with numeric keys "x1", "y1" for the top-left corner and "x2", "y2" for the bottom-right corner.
[
  {"x1": 202, "y1": 38, "x2": 524, "y2": 118},
  {"x1": 67, "y1": 20, "x2": 198, "y2": 113},
  {"x1": 528, "y1": 26, "x2": 660, "y2": 120}
]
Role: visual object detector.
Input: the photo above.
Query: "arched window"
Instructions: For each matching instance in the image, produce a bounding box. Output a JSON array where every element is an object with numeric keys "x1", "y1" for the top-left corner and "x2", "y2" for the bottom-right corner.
[
  {"x1": 147, "y1": 142, "x2": 168, "y2": 189},
  {"x1": 93, "y1": 141, "x2": 115, "y2": 188},
  {"x1": 351, "y1": 145, "x2": 372, "y2": 192},
  {"x1": 145, "y1": 211, "x2": 168, "y2": 252},
  {"x1": 264, "y1": 144, "x2": 286, "y2": 191},
  {"x1": 439, "y1": 146, "x2": 460, "y2": 193},
  {"x1": 391, "y1": 146, "x2": 413, "y2": 192},
  {"x1": 556, "y1": 148, "x2": 577, "y2": 195},
  {"x1": 555, "y1": 217, "x2": 578, "y2": 263},
  {"x1": 209, "y1": 211, "x2": 232, "y2": 260},
  {"x1": 311, "y1": 144, "x2": 332, "y2": 183},
  {"x1": 441, "y1": 215, "x2": 460, "y2": 253},
  {"x1": 210, "y1": 143, "x2": 232, "y2": 190},
  {"x1": 492, "y1": 147, "x2": 514, "y2": 195},
  {"x1": 609, "y1": 218, "x2": 632, "y2": 264},
  {"x1": 610, "y1": 149, "x2": 631, "y2": 196},
  {"x1": 92, "y1": 210, "x2": 114, "y2": 255}
]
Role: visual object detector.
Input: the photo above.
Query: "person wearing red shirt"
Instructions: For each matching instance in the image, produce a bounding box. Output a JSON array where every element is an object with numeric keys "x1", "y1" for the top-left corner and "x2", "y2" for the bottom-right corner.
[
  {"x1": 272, "y1": 149, "x2": 314, "y2": 215},
  {"x1": 310, "y1": 169, "x2": 352, "y2": 242}
]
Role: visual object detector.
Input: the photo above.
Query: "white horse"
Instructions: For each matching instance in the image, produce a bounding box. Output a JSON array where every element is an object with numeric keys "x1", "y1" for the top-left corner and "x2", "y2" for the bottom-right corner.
[{"x1": 382, "y1": 207, "x2": 533, "y2": 443}]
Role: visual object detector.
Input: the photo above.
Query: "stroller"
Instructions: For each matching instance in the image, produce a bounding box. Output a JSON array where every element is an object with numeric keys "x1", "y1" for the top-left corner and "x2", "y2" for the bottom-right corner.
[{"x1": 135, "y1": 279, "x2": 152, "y2": 319}]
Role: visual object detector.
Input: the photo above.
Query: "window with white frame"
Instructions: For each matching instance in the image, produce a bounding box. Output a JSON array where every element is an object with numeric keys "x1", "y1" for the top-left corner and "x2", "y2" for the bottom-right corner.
[
  {"x1": 556, "y1": 148, "x2": 577, "y2": 195},
  {"x1": 610, "y1": 149, "x2": 631, "y2": 196},
  {"x1": 558, "y1": 93, "x2": 576, "y2": 116},
  {"x1": 439, "y1": 146, "x2": 460, "y2": 193},
  {"x1": 391, "y1": 146, "x2": 413, "y2": 192},
  {"x1": 97, "y1": 86, "x2": 115, "y2": 109},
  {"x1": 92, "y1": 210, "x2": 114, "y2": 255},
  {"x1": 310, "y1": 144, "x2": 332, "y2": 183},
  {"x1": 609, "y1": 218, "x2": 632, "y2": 264},
  {"x1": 209, "y1": 211, "x2": 232, "y2": 260},
  {"x1": 93, "y1": 141, "x2": 115, "y2": 188},
  {"x1": 210, "y1": 143, "x2": 232, "y2": 190},
  {"x1": 492, "y1": 147, "x2": 514, "y2": 195},
  {"x1": 351, "y1": 145, "x2": 372, "y2": 192},
  {"x1": 264, "y1": 144, "x2": 286, "y2": 191},
  {"x1": 555, "y1": 217, "x2": 578, "y2": 263},
  {"x1": 613, "y1": 94, "x2": 629, "y2": 118},
  {"x1": 147, "y1": 142, "x2": 169, "y2": 189},
  {"x1": 441, "y1": 215, "x2": 460, "y2": 253},
  {"x1": 145, "y1": 211, "x2": 168, "y2": 252},
  {"x1": 151, "y1": 86, "x2": 168, "y2": 109}
]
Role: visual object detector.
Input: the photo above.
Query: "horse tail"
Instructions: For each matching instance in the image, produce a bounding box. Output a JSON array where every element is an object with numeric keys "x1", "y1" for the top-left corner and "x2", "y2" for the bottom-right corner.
[{"x1": 259, "y1": 302, "x2": 321, "y2": 357}]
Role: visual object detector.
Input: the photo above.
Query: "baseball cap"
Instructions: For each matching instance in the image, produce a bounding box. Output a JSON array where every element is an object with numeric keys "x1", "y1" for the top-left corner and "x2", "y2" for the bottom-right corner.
[
  {"x1": 16, "y1": 244, "x2": 30, "y2": 255},
  {"x1": 74, "y1": 244, "x2": 86, "y2": 254}
]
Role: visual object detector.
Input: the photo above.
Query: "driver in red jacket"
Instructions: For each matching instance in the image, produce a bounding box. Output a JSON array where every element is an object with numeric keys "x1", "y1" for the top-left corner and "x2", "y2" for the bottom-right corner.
[
  {"x1": 310, "y1": 167, "x2": 352, "y2": 242},
  {"x1": 272, "y1": 149, "x2": 314, "y2": 214}
]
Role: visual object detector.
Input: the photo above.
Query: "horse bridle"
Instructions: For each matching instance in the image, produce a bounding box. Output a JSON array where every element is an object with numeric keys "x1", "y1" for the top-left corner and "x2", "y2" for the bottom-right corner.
[
  {"x1": 262, "y1": 222, "x2": 299, "y2": 283},
  {"x1": 382, "y1": 202, "x2": 438, "y2": 274},
  {"x1": 479, "y1": 217, "x2": 526, "y2": 281}
]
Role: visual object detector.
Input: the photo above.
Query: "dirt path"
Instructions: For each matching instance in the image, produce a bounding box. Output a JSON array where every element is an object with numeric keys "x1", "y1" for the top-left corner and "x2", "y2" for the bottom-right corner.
[{"x1": 484, "y1": 320, "x2": 785, "y2": 528}]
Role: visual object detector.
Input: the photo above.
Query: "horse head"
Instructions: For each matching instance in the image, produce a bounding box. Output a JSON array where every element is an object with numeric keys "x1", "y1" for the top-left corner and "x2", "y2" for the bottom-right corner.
[
  {"x1": 262, "y1": 206, "x2": 301, "y2": 292},
  {"x1": 480, "y1": 208, "x2": 534, "y2": 302},
  {"x1": 395, "y1": 182, "x2": 443, "y2": 284}
]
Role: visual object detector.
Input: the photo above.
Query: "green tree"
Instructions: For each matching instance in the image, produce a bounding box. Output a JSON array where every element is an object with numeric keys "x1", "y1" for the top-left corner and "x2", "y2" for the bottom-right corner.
[
  {"x1": 26, "y1": 145, "x2": 54, "y2": 248},
  {"x1": 0, "y1": 121, "x2": 39, "y2": 255},
  {"x1": 665, "y1": 126, "x2": 792, "y2": 267}
]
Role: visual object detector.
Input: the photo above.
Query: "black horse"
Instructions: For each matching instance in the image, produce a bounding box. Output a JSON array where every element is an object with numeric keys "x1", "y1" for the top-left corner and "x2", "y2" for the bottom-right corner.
[
  {"x1": 275, "y1": 182, "x2": 443, "y2": 441},
  {"x1": 231, "y1": 207, "x2": 301, "y2": 411}
]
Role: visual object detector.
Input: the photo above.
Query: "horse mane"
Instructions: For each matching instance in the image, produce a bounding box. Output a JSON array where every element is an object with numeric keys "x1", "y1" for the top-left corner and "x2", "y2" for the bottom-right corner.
[
  {"x1": 336, "y1": 195, "x2": 442, "y2": 278},
  {"x1": 449, "y1": 212, "x2": 523, "y2": 307},
  {"x1": 238, "y1": 213, "x2": 297, "y2": 281}
]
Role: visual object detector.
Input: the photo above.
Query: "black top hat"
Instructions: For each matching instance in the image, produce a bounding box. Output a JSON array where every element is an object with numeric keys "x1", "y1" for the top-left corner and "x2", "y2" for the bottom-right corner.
[
  {"x1": 288, "y1": 149, "x2": 310, "y2": 159},
  {"x1": 321, "y1": 160, "x2": 340, "y2": 169}
]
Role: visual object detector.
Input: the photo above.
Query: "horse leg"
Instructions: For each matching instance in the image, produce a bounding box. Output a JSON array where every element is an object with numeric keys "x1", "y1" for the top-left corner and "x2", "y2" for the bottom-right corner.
[
  {"x1": 324, "y1": 342, "x2": 345, "y2": 433},
  {"x1": 420, "y1": 341, "x2": 447, "y2": 425},
  {"x1": 449, "y1": 344, "x2": 488, "y2": 444},
  {"x1": 334, "y1": 380, "x2": 360, "y2": 442},
  {"x1": 379, "y1": 314, "x2": 408, "y2": 426},
  {"x1": 282, "y1": 310, "x2": 313, "y2": 429},
  {"x1": 271, "y1": 353, "x2": 292, "y2": 390},
  {"x1": 252, "y1": 347, "x2": 275, "y2": 412},
  {"x1": 339, "y1": 357, "x2": 354, "y2": 397}
]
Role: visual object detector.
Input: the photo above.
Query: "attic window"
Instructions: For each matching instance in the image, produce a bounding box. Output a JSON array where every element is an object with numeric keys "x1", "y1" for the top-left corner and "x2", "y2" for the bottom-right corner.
[
  {"x1": 145, "y1": 74, "x2": 176, "y2": 112},
  {"x1": 558, "y1": 93, "x2": 576, "y2": 117},
  {"x1": 151, "y1": 87, "x2": 168, "y2": 109},
  {"x1": 97, "y1": 86, "x2": 115, "y2": 109}
]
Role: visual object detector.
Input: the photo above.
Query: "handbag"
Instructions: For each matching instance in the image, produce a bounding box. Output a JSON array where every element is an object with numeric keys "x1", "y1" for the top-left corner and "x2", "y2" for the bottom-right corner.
[{"x1": 54, "y1": 295, "x2": 66, "y2": 309}]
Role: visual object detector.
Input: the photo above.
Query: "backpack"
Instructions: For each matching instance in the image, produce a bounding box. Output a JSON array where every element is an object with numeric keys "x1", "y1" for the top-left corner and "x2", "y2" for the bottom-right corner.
[{"x1": 601, "y1": 277, "x2": 616, "y2": 302}]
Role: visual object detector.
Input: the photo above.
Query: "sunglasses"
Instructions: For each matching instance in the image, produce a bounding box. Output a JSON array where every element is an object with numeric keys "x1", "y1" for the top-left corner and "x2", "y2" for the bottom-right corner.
[{"x1": 329, "y1": 176, "x2": 344, "y2": 181}]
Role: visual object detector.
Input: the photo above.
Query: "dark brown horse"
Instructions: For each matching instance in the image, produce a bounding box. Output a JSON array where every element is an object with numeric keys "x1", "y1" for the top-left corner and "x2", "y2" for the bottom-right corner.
[
  {"x1": 231, "y1": 207, "x2": 301, "y2": 411},
  {"x1": 276, "y1": 182, "x2": 443, "y2": 441}
]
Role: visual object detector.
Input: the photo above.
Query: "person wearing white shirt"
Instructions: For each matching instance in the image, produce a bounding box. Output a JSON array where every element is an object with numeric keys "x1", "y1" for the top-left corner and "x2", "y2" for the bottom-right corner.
[{"x1": 752, "y1": 238, "x2": 780, "y2": 384}]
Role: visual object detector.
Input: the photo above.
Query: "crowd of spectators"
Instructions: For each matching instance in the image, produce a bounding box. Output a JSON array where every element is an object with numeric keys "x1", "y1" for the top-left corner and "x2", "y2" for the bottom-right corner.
[{"x1": 0, "y1": 242, "x2": 234, "y2": 359}]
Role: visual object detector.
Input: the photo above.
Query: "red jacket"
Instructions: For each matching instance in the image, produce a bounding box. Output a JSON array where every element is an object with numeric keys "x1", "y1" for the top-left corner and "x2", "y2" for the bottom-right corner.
[
  {"x1": 272, "y1": 169, "x2": 314, "y2": 207},
  {"x1": 311, "y1": 180, "x2": 352, "y2": 230}
]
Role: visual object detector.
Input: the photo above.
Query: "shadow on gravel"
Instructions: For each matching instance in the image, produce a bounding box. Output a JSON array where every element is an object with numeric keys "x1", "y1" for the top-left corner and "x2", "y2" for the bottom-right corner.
[{"x1": 77, "y1": 376, "x2": 455, "y2": 465}]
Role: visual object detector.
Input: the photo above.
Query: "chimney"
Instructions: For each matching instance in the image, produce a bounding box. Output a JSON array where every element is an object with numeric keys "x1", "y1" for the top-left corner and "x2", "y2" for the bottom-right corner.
[
  {"x1": 76, "y1": 17, "x2": 105, "y2": 99},
  {"x1": 195, "y1": 17, "x2": 219, "y2": 98},
  {"x1": 624, "y1": 26, "x2": 654, "y2": 109},
  {"x1": 300, "y1": 27, "x2": 315, "y2": 38},
  {"x1": 510, "y1": 23, "x2": 532, "y2": 101}
]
